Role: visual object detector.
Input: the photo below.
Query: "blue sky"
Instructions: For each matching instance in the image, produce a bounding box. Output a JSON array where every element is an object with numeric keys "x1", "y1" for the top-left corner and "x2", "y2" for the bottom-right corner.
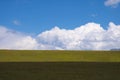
[
  {"x1": 0, "y1": 0, "x2": 120, "y2": 50},
  {"x1": 0, "y1": 0, "x2": 120, "y2": 34}
]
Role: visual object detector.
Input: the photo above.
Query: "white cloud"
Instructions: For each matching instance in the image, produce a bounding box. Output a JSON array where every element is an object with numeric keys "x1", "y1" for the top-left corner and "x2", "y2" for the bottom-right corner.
[
  {"x1": 37, "y1": 22, "x2": 120, "y2": 50},
  {"x1": 104, "y1": 0, "x2": 120, "y2": 7},
  {"x1": 0, "y1": 26, "x2": 38, "y2": 50},
  {"x1": 91, "y1": 14, "x2": 97, "y2": 18},
  {"x1": 13, "y1": 20, "x2": 21, "y2": 26},
  {"x1": 0, "y1": 22, "x2": 120, "y2": 50}
]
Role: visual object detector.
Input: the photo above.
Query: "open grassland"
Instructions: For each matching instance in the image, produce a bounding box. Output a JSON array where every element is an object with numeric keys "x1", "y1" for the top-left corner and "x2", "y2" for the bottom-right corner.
[
  {"x1": 0, "y1": 50, "x2": 120, "y2": 62},
  {"x1": 0, "y1": 50, "x2": 120, "y2": 80},
  {"x1": 0, "y1": 62, "x2": 120, "y2": 80}
]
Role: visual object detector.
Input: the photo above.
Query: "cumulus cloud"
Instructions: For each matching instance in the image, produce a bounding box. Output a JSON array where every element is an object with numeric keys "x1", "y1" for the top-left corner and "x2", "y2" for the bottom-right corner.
[
  {"x1": 0, "y1": 22, "x2": 120, "y2": 50},
  {"x1": 37, "y1": 22, "x2": 120, "y2": 50},
  {"x1": 0, "y1": 26, "x2": 38, "y2": 50},
  {"x1": 104, "y1": 0, "x2": 120, "y2": 7}
]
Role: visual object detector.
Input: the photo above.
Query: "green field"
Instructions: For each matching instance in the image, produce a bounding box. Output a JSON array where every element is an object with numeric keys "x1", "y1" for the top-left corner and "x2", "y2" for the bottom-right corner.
[
  {"x1": 0, "y1": 62, "x2": 119, "y2": 80},
  {"x1": 0, "y1": 50, "x2": 120, "y2": 80},
  {"x1": 0, "y1": 50, "x2": 120, "y2": 62}
]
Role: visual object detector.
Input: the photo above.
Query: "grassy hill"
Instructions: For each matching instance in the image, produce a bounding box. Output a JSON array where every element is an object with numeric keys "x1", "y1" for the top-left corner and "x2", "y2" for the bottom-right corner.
[{"x1": 0, "y1": 50, "x2": 120, "y2": 62}]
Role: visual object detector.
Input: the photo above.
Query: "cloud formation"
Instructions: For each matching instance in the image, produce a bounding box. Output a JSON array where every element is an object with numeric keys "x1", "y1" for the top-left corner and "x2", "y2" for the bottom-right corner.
[
  {"x1": 0, "y1": 26, "x2": 37, "y2": 50},
  {"x1": 0, "y1": 22, "x2": 120, "y2": 50},
  {"x1": 104, "y1": 0, "x2": 120, "y2": 7},
  {"x1": 13, "y1": 20, "x2": 21, "y2": 26}
]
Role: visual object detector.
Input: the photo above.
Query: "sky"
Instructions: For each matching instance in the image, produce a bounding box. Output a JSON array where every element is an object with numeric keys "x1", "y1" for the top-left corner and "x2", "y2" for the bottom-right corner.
[{"x1": 0, "y1": 0, "x2": 120, "y2": 50}]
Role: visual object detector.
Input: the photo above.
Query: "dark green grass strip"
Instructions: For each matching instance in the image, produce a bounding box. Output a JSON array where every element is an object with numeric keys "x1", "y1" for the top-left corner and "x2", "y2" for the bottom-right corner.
[{"x1": 0, "y1": 62, "x2": 120, "y2": 80}]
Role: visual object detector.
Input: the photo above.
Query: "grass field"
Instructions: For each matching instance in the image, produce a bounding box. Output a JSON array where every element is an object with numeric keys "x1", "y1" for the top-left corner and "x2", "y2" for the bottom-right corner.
[
  {"x1": 0, "y1": 50, "x2": 120, "y2": 62},
  {"x1": 0, "y1": 62, "x2": 120, "y2": 80},
  {"x1": 0, "y1": 50, "x2": 120, "y2": 80}
]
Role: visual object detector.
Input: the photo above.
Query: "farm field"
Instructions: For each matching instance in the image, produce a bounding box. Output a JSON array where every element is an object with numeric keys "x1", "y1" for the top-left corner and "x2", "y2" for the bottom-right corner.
[{"x1": 0, "y1": 50, "x2": 120, "y2": 62}]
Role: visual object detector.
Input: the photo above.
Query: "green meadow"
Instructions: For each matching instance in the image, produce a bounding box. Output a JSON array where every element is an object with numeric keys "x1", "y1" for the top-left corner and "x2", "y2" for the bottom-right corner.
[
  {"x1": 0, "y1": 50, "x2": 120, "y2": 80},
  {"x1": 0, "y1": 50, "x2": 120, "y2": 62},
  {"x1": 0, "y1": 62, "x2": 120, "y2": 80}
]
